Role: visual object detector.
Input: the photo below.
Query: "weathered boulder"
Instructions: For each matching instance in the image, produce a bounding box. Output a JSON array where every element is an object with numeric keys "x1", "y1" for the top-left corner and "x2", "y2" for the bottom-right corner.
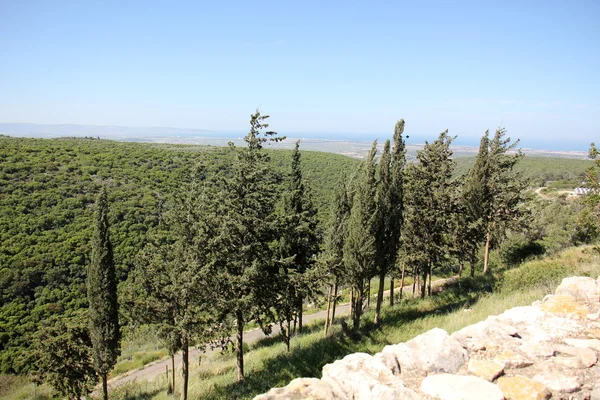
[
  {"x1": 532, "y1": 370, "x2": 582, "y2": 393},
  {"x1": 493, "y1": 349, "x2": 533, "y2": 369},
  {"x1": 321, "y1": 353, "x2": 420, "y2": 400},
  {"x1": 555, "y1": 276, "x2": 598, "y2": 302},
  {"x1": 421, "y1": 374, "x2": 504, "y2": 400},
  {"x1": 253, "y1": 378, "x2": 345, "y2": 400},
  {"x1": 540, "y1": 294, "x2": 590, "y2": 318},
  {"x1": 564, "y1": 337, "x2": 600, "y2": 351},
  {"x1": 381, "y1": 328, "x2": 468, "y2": 373}
]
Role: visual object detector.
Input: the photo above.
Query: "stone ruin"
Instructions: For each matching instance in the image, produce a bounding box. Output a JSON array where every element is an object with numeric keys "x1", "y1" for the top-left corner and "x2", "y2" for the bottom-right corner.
[{"x1": 255, "y1": 276, "x2": 600, "y2": 400}]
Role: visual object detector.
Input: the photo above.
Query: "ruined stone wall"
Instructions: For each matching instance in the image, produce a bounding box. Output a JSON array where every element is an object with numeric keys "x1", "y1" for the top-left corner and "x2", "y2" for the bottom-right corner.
[{"x1": 255, "y1": 276, "x2": 600, "y2": 400}]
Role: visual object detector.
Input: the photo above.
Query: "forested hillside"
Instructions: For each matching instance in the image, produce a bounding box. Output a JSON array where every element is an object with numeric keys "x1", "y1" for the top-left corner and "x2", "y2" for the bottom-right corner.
[
  {"x1": 0, "y1": 135, "x2": 358, "y2": 374},
  {"x1": 454, "y1": 156, "x2": 593, "y2": 186}
]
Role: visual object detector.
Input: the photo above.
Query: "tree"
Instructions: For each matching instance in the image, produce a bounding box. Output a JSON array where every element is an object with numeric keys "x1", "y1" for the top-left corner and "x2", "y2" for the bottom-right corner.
[
  {"x1": 122, "y1": 169, "x2": 225, "y2": 399},
  {"x1": 321, "y1": 180, "x2": 351, "y2": 335},
  {"x1": 400, "y1": 131, "x2": 455, "y2": 297},
  {"x1": 374, "y1": 119, "x2": 407, "y2": 320},
  {"x1": 454, "y1": 132, "x2": 490, "y2": 277},
  {"x1": 275, "y1": 141, "x2": 320, "y2": 349},
  {"x1": 87, "y1": 186, "x2": 120, "y2": 400},
  {"x1": 211, "y1": 110, "x2": 285, "y2": 381},
  {"x1": 482, "y1": 128, "x2": 525, "y2": 273},
  {"x1": 343, "y1": 141, "x2": 378, "y2": 329},
  {"x1": 577, "y1": 142, "x2": 600, "y2": 244},
  {"x1": 29, "y1": 312, "x2": 96, "y2": 400}
]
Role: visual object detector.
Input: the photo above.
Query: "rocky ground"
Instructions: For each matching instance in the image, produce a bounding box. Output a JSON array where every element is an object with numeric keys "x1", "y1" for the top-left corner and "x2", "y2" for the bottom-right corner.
[{"x1": 255, "y1": 276, "x2": 600, "y2": 400}]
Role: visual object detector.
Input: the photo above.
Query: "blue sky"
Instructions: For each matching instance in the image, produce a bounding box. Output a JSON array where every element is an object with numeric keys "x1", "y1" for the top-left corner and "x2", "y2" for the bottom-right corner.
[{"x1": 1, "y1": 0, "x2": 598, "y2": 148}]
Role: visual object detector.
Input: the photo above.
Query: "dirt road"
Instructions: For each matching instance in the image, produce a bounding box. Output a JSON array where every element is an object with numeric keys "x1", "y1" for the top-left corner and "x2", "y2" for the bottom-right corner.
[{"x1": 108, "y1": 276, "x2": 456, "y2": 388}]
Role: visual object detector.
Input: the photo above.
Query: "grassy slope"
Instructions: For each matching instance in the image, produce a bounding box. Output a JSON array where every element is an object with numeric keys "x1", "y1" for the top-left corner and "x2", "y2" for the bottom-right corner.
[{"x1": 84, "y1": 246, "x2": 599, "y2": 400}]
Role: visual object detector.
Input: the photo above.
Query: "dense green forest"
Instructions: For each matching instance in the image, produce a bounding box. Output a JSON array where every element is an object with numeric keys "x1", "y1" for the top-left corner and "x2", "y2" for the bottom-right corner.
[
  {"x1": 454, "y1": 156, "x2": 593, "y2": 186},
  {"x1": 0, "y1": 135, "x2": 358, "y2": 375}
]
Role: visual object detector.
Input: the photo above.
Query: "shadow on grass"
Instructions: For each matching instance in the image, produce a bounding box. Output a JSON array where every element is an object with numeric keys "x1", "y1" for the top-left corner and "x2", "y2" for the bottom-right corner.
[{"x1": 205, "y1": 274, "x2": 497, "y2": 400}]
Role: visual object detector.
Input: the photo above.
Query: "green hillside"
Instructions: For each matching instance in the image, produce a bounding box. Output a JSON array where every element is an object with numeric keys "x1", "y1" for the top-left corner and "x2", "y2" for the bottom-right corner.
[
  {"x1": 454, "y1": 156, "x2": 593, "y2": 186},
  {"x1": 0, "y1": 136, "x2": 359, "y2": 374}
]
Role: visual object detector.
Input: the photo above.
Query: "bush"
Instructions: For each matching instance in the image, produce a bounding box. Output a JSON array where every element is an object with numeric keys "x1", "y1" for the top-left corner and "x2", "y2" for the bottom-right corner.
[{"x1": 499, "y1": 236, "x2": 545, "y2": 266}]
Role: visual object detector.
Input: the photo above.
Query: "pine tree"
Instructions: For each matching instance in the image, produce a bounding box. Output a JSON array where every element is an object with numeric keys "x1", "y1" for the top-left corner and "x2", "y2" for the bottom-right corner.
[
  {"x1": 400, "y1": 131, "x2": 455, "y2": 297},
  {"x1": 212, "y1": 110, "x2": 285, "y2": 381},
  {"x1": 343, "y1": 141, "x2": 378, "y2": 330},
  {"x1": 482, "y1": 128, "x2": 525, "y2": 273},
  {"x1": 275, "y1": 140, "x2": 320, "y2": 349},
  {"x1": 87, "y1": 186, "x2": 120, "y2": 400}
]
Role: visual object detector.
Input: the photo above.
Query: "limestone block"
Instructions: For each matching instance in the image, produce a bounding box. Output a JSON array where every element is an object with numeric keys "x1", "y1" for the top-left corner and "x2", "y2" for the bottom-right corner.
[
  {"x1": 467, "y1": 359, "x2": 504, "y2": 381},
  {"x1": 253, "y1": 377, "x2": 346, "y2": 400},
  {"x1": 421, "y1": 374, "x2": 504, "y2": 400},
  {"x1": 497, "y1": 375, "x2": 550, "y2": 400}
]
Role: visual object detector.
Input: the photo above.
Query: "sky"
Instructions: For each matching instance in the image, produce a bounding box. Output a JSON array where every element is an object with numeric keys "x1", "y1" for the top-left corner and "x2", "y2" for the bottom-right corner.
[{"x1": 0, "y1": 0, "x2": 598, "y2": 149}]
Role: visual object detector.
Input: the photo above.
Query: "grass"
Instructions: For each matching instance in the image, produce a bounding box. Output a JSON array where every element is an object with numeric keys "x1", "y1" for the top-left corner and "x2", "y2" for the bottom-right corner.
[
  {"x1": 101, "y1": 246, "x2": 600, "y2": 400},
  {"x1": 111, "y1": 326, "x2": 169, "y2": 377}
]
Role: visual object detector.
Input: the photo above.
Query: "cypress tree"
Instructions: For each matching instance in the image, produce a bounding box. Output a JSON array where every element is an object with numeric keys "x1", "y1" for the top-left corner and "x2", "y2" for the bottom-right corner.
[
  {"x1": 343, "y1": 141, "x2": 378, "y2": 330},
  {"x1": 482, "y1": 128, "x2": 525, "y2": 273},
  {"x1": 321, "y1": 180, "x2": 351, "y2": 334},
  {"x1": 87, "y1": 186, "x2": 120, "y2": 400},
  {"x1": 374, "y1": 140, "x2": 391, "y2": 324},
  {"x1": 400, "y1": 131, "x2": 455, "y2": 297},
  {"x1": 212, "y1": 110, "x2": 285, "y2": 381},
  {"x1": 275, "y1": 140, "x2": 320, "y2": 349},
  {"x1": 455, "y1": 132, "x2": 490, "y2": 277}
]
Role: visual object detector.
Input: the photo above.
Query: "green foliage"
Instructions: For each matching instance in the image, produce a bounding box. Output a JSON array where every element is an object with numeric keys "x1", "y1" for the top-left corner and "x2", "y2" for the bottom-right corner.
[
  {"x1": 454, "y1": 156, "x2": 592, "y2": 186},
  {"x1": 29, "y1": 312, "x2": 96, "y2": 400},
  {"x1": 0, "y1": 135, "x2": 356, "y2": 374},
  {"x1": 343, "y1": 141, "x2": 378, "y2": 329},
  {"x1": 87, "y1": 187, "x2": 120, "y2": 399},
  {"x1": 498, "y1": 235, "x2": 545, "y2": 266},
  {"x1": 578, "y1": 142, "x2": 600, "y2": 243},
  {"x1": 400, "y1": 130, "x2": 456, "y2": 293},
  {"x1": 275, "y1": 141, "x2": 321, "y2": 347},
  {"x1": 210, "y1": 110, "x2": 287, "y2": 380}
]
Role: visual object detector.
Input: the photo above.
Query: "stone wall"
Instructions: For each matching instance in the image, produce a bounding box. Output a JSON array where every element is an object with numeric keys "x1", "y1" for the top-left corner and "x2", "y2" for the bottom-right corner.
[{"x1": 255, "y1": 276, "x2": 600, "y2": 400}]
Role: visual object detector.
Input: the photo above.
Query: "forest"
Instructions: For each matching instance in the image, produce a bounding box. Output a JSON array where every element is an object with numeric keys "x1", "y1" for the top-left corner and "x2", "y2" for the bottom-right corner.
[{"x1": 1, "y1": 112, "x2": 599, "y2": 400}]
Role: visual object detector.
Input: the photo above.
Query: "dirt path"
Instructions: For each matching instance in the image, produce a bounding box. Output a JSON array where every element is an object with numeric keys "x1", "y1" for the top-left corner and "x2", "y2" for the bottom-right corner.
[{"x1": 107, "y1": 276, "x2": 457, "y2": 388}]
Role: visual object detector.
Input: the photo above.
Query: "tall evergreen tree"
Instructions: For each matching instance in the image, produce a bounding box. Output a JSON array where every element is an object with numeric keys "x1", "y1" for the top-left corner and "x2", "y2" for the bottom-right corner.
[
  {"x1": 577, "y1": 142, "x2": 600, "y2": 242},
  {"x1": 454, "y1": 132, "x2": 490, "y2": 277},
  {"x1": 400, "y1": 131, "x2": 455, "y2": 297},
  {"x1": 275, "y1": 140, "x2": 320, "y2": 349},
  {"x1": 212, "y1": 110, "x2": 284, "y2": 381},
  {"x1": 87, "y1": 186, "x2": 120, "y2": 400},
  {"x1": 122, "y1": 169, "x2": 224, "y2": 400},
  {"x1": 482, "y1": 128, "x2": 525, "y2": 273},
  {"x1": 343, "y1": 141, "x2": 378, "y2": 329},
  {"x1": 321, "y1": 180, "x2": 351, "y2": 334},
  {"x1": 374, "y1": 140, "x2": 391, "y2": 323}
]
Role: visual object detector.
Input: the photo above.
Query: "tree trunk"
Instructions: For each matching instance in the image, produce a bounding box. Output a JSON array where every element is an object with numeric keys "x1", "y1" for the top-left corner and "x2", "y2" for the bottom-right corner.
[
  {"x1": 400, "y1": 263, "x2": 406, "y2": 300},
  {"x1": 182, "y1": 336, "x2": 189, "y2": 400},
  {"x1": 353, "y1": 282, "x2": 364, "y2": 330},
  {"x1": 427, "y1": 265, "x2": 432, "y2": 297},
  {"x1": 236, "y1": 311, "x2": 244, "y2": 382},
  {"x1": 414, "y1": 273, "x2": 418, "y2": 296},
  {"x1": 172, "y1": 354, "x2": 175, "y2": 394},
  {"x1": 102, "y1": 373, "x2": 108, "y2": 400},
  {"x1": 470, "y1": 261, "x2": 475, "y2": 278},
  {"x1": 324, "y1": 284, "x2": 332, "y2": 335},
  {"x1": 366, "y1": 279, "x2": 371, "y2": 309},
  {"x1": 421, "y1": 271, "x2": 427, "y2": 298},
  {"x1": 298, "y1": 297, "x2": 303, "y2": 334},
  {"x1": 330, "y1": 280, "x2": 338, "y2": 328},
  {"x1": 375, "y1": 270, "x2": 386, "y2": 324},
  {"x1": 458, "y1": 260, "x2": 463, "y2": 277},
  {"x1": 389, "y1": 277, "x2": 394, "y2": 306},
  {"x1": 483, "y1": 231, "x2": 491, "y2": 274},
  {"x1": 349, "y1": 287, "x2": 354, "y2": 320}
]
